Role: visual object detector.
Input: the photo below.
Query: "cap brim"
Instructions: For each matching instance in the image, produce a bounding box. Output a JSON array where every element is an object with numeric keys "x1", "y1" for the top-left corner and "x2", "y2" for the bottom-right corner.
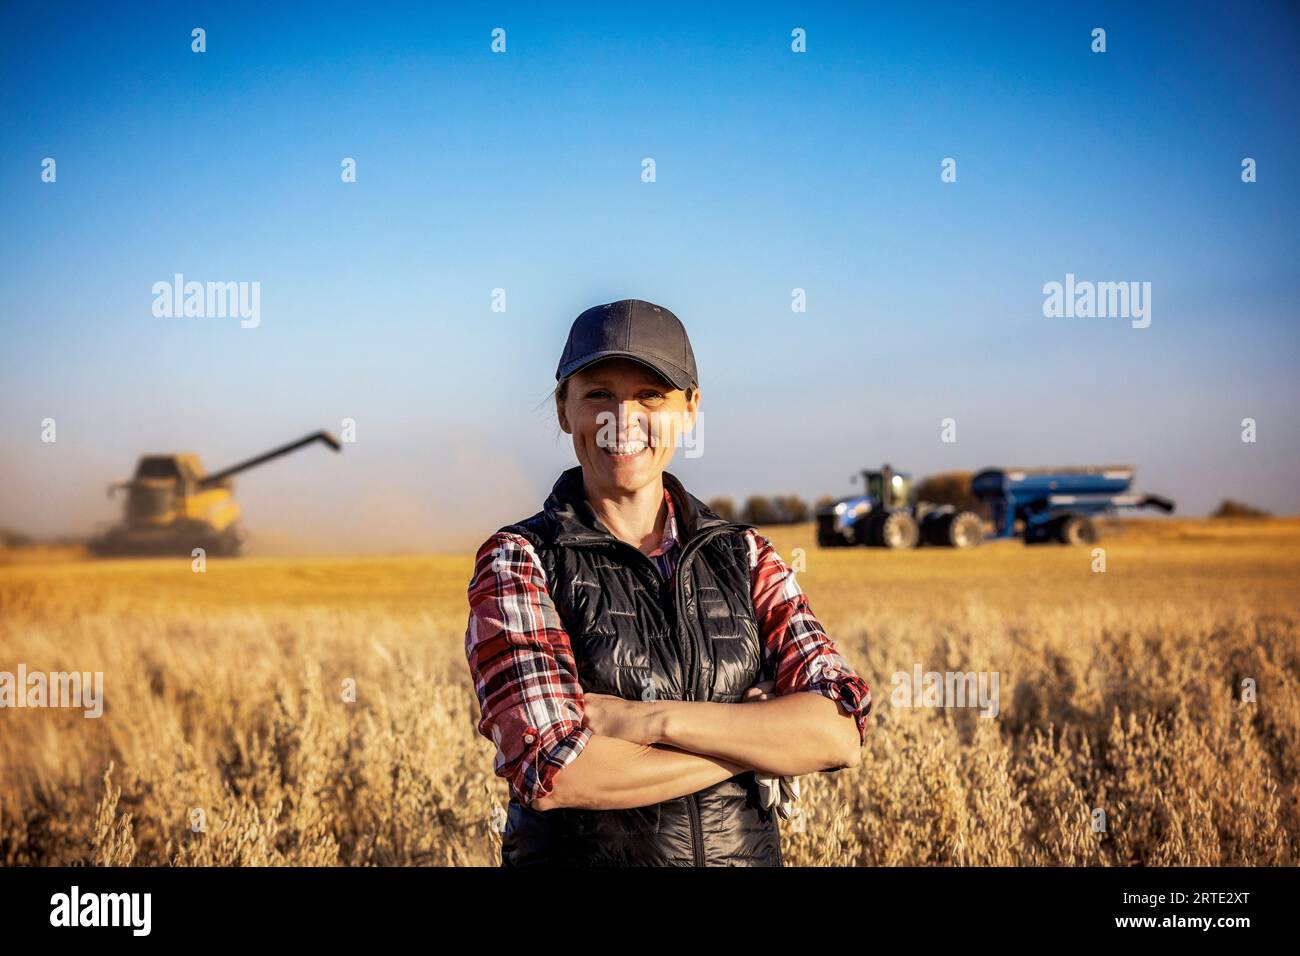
[{"x1": 556, "y1": 351, "x2": 694, "y2": 390}]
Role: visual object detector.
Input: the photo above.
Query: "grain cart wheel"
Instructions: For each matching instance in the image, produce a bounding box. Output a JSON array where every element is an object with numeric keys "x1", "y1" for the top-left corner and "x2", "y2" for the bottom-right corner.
[
  {"x1": 1057, "y1": 514, "x2": 1097, "y2": 546},
  {"x1": 879, "y1": 511, "x2": 919, "y2": 549},
  {"x1": 947, "y1": 511, "x2": 985, "y2": 549},
  {"x1": 1024, "y1": 521, "x2": 1055, "y2": 545}
]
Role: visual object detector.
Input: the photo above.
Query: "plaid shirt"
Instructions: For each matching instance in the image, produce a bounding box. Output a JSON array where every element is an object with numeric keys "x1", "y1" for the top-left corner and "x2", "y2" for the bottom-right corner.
[{"x1": 465, "y1": 485, "x2": 872, "y2": 807}]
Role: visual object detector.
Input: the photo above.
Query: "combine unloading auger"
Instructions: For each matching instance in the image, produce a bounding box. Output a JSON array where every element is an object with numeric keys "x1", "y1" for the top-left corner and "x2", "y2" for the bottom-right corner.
[{"x1": 89, "y1": 430, "x2": 342, "y2": 557}]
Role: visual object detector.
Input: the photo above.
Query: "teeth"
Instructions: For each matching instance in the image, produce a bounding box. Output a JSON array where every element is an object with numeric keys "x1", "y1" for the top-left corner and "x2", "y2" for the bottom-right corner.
[{"x1": 605, "y1": 441, "x2": 647, "y2": 456}]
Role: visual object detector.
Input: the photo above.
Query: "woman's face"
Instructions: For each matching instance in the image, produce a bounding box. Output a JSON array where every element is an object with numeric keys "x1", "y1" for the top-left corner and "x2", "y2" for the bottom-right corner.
[{"x1": 556, "y1": 357, "x2": 699, "y2": 497}]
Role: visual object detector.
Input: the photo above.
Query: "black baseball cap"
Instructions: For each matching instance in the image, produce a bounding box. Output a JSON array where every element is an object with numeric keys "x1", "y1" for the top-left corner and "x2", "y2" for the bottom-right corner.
[{"x1": 556, "y1": 299, "x2": 698, "y2": 391}]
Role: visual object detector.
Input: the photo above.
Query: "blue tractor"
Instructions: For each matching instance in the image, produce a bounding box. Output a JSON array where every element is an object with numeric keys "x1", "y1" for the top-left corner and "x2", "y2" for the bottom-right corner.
[
  {"x1": 815, "y1": 464, "x2": 985, "y2": 549},
  {"x1": 971, "y1": 465, "x2": 1175, "y2": 545},
  {"x1": 815, "y1": 463, "x2": 1175, "y2": 549}
]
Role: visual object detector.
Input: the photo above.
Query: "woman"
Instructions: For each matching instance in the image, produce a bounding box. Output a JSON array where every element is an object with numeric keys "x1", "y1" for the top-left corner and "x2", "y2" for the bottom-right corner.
[{"x1": 464, "y1": 298, "x2": 872, "y2": 866}]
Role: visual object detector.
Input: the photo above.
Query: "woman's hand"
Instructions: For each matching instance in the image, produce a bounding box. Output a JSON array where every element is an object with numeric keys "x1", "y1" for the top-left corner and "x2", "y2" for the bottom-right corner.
[
  {"x1": 583, "y1": 692, "x2": 661, "y2": 746},
  {"x1": 744, "y1": 680, "x2": 802, "y2": 819},
  {"x1": 582, "y1": 683, "x2": 780, "y2": 749}
]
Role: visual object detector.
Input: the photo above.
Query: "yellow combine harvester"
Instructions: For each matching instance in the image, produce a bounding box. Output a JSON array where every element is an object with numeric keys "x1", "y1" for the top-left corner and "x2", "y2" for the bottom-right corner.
[{"x1": 89, "y1": 430, "x2": 341, "y2": 557}]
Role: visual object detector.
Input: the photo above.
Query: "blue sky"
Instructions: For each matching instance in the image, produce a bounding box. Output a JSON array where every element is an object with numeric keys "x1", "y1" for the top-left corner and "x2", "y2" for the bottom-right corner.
[{"x1": 2, "y1": 1, "x2": 1297, "y2": 550}]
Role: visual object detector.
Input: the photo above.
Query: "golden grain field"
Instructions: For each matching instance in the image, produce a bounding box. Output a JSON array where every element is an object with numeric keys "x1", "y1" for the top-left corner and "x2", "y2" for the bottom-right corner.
[{"x1": 1, "y1": 517, "x2": 1297, "y2": 866}]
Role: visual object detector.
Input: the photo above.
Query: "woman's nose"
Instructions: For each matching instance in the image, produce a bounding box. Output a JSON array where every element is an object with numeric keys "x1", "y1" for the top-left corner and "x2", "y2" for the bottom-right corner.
[{"x1": 617, "y1": 402, "x2": 650, "y2": 437}]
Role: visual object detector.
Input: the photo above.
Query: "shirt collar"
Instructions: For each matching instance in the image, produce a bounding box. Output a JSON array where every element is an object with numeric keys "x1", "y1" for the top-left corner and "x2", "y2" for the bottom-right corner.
[{"x1": 645, "y1": 485, "x2": 679, "y2": 558}]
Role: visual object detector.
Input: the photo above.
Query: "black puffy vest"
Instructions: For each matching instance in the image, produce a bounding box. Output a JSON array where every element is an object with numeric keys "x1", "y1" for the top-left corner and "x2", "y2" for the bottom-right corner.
[{"x1": 497, "y1": 465, "x2": 783, "y2": 867}]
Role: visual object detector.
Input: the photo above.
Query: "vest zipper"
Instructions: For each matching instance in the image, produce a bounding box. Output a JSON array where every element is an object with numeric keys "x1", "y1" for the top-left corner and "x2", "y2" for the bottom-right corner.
[
  {"x1": 685, "y1": 792, "x2": 705, "y2": 867},
  {"x1": 555, "y1": 523, "x2": 737, "y2": 868},
  {"x1": 670, "y1": 526, "x2": 729, "y2": 867},
  {"x1": 561, "y1": 525, "x2": 730, "y2": 704}
]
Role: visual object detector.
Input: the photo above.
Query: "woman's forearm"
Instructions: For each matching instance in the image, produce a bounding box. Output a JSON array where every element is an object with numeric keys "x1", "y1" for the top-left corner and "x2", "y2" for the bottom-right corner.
[
  {"x1": 533, "y1": 734, "x2": 747, "y2": 811},
  {"x1": 651, "y1": 691, "x2": 862, "y2": 776}
]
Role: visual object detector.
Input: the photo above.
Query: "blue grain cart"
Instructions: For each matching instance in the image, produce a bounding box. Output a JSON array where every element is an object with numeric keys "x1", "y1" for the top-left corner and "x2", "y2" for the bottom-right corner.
[
  {"x1": 971, "y1": 465, "x2": 1175, "y2": 545},
  {"x1": 815, "y1": 463, "x2": 1176, "y2": 549}
]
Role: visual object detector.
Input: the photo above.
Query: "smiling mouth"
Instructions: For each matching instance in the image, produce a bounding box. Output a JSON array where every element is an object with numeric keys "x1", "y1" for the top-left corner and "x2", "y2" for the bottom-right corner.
[{"x1": 601, "y1": 440, "x2": 649, "y2": 460}]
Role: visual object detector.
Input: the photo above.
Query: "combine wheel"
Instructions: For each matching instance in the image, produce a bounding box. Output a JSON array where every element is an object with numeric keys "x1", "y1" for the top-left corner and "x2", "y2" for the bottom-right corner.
[{"x1": 213, "y1": 525, "x2": 248, "y2": 557}]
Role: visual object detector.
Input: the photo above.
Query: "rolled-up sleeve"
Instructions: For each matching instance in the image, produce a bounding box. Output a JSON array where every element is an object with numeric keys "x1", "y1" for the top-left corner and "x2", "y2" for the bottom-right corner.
[
  {"x1": 746, "y1": 530, "x2": 872, "y2": 749},
  {"x1": 465, "y1": 532, "x2": 592, "y2": 807}
]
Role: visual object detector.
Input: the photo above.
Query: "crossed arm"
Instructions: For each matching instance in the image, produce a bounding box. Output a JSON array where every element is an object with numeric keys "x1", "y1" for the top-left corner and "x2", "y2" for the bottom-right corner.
[
  {"x1": 466, "y1": 529, "x2": 871, "y2": 815},
  {"x1": 534, "y1": 690, "x2": 862, "y2": 811}
]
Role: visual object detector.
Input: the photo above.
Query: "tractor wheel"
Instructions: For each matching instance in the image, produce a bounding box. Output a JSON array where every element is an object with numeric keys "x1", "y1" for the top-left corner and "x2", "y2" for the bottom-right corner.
[
  {"x1": 919, "y1": 512, "x2": 948, "y2": 546},
  {"x1": 854, "y1": 513, "x2": 881, "y2": 547},
  {"x1": 817, "y1": 523, "x2": 846, "y2": 548},
  {"x1": 1057, "y1": 514, "x2": 1097, "y2": 546},
  {"x1": 947, "y1": 511, "x2": 985, "y2": 549},
  {"x1": 879, "y1": 511, "x2": 919, "y2": 549}
]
